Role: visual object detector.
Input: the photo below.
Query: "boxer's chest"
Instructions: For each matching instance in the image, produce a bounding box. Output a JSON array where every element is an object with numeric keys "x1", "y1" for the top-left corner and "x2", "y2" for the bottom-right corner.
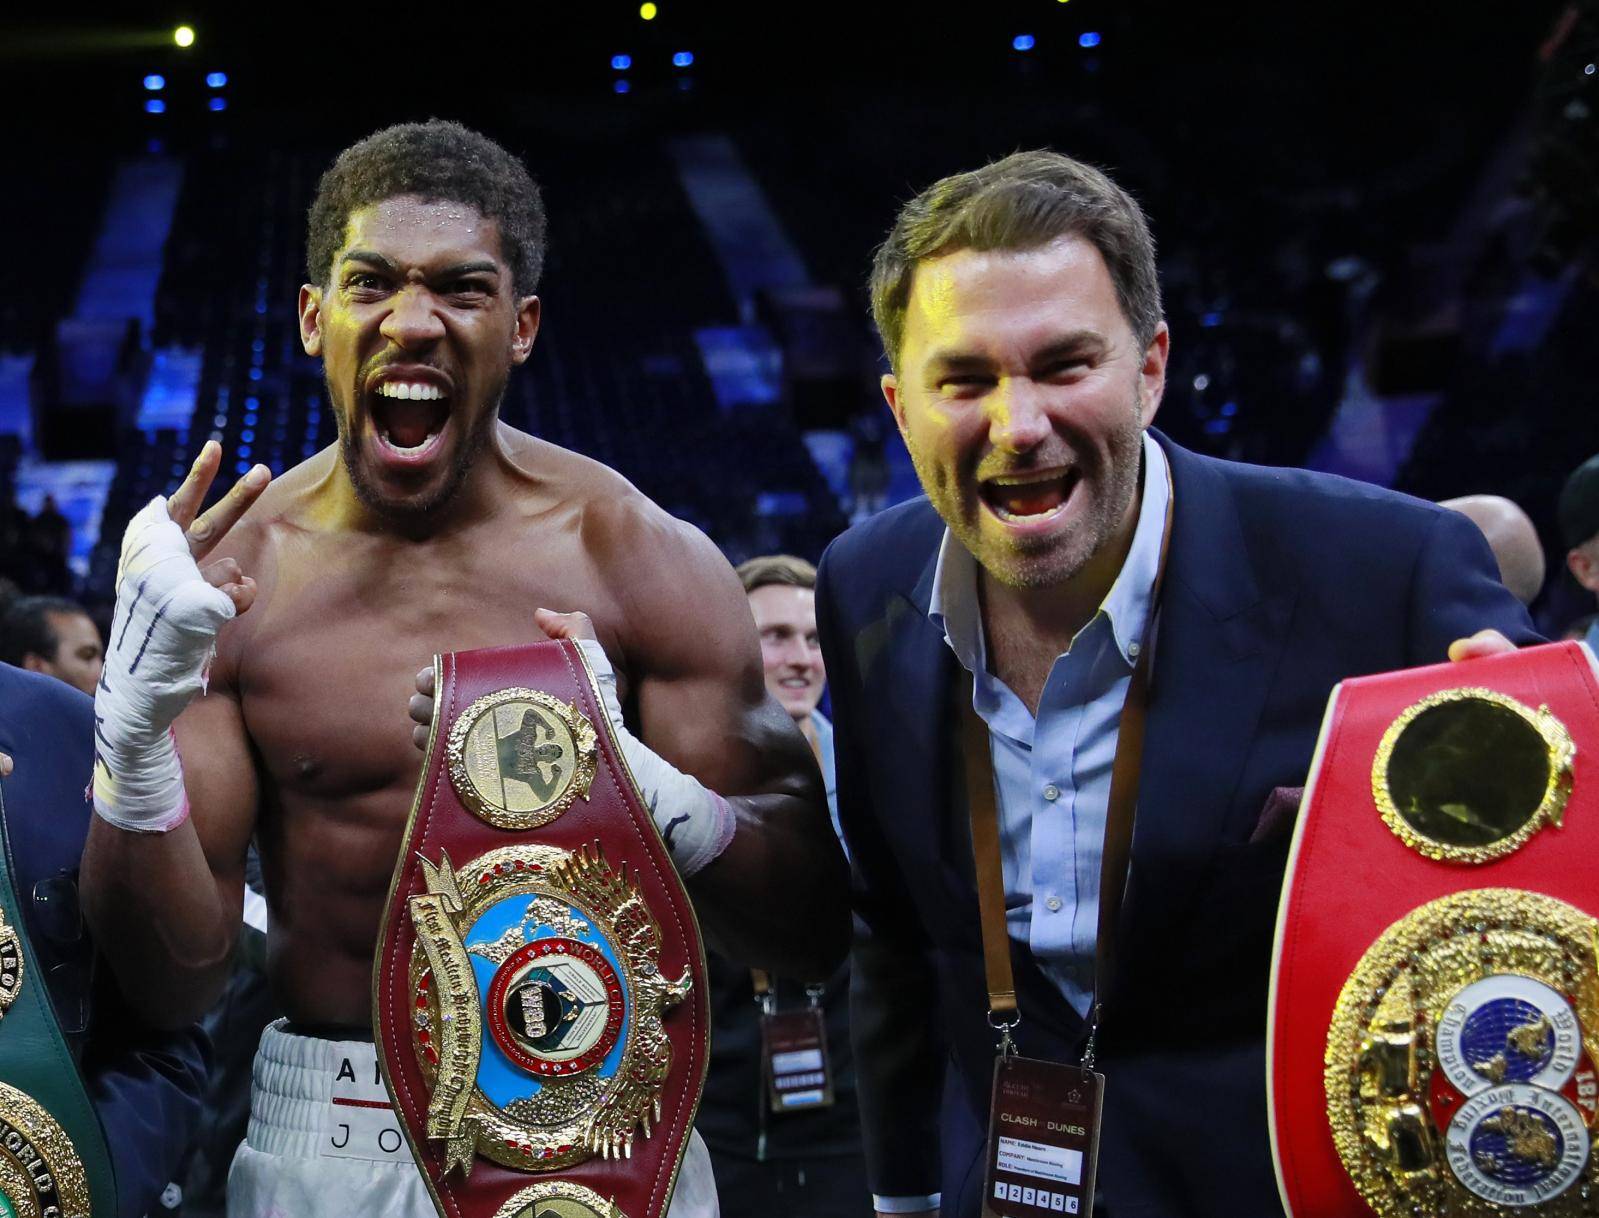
[{"x1": 234, "y1": 535, "x2": 626, "y2": 801}]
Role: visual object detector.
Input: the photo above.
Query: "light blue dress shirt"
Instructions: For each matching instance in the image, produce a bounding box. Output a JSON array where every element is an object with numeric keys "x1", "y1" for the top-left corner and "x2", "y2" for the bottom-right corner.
[
  {"x1": 810, "y1": 709, "x2": 842, "y2": 843},
  {"x1": 928, "y1": 432, "x2": 1170, "y2": 1019}
]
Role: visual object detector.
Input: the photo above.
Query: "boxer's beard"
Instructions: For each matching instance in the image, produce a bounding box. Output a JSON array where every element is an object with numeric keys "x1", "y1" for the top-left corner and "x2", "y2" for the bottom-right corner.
[{"x1": 332, "y1": 379, "x2": 501, "y2": 520}]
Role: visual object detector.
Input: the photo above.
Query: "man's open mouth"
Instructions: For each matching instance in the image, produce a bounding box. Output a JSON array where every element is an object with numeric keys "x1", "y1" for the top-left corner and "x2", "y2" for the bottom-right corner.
[
  {"x1": 980, "y1": 469, "x2": 1079, "y2": 523},
  {"x1": 370, "y1": 380, "x2": 451, "y2": 456}
]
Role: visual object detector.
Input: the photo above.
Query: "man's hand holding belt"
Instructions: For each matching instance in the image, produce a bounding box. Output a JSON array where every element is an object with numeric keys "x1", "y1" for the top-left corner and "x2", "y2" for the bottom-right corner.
[
  {"x1": 93, "y1": 441, "x2": 269, "y2": 833},
  {"x1": 408, "y1": 607, "x2": 737, "y2": 876}
]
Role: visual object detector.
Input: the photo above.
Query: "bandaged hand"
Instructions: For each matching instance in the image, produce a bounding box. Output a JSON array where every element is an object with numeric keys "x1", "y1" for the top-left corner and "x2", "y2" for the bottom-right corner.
[
  {"x1": 94, "y1": 443, "x2": 269, "y2": 833},
  {"x1": 408, "y1": 610, "x2": 736, "y2": 876}
]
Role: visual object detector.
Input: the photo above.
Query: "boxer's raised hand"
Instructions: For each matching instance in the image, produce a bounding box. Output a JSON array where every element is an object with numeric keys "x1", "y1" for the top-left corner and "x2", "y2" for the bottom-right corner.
[{"x1": 94, "y1": 442, "x2": 271, "y2": 833}]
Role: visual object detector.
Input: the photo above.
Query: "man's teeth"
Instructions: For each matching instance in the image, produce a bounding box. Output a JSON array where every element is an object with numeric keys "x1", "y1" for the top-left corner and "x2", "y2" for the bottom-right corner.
[{"x1": 376, "y1": 382, "x2": 445, "y2": 401}]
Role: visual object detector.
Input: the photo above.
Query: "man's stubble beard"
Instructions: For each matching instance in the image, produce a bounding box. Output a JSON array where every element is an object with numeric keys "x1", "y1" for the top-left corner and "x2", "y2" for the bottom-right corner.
[
  {"x1": 908, "y1": 388, "x2": 1147, "y2": 592},
  {"x1": 331, "y1": 377, "x2": 504, "y2": 520}
]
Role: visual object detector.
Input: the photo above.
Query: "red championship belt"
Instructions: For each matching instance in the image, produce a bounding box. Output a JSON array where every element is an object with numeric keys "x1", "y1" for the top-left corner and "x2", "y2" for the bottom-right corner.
[
  {"x1": 1269, "y1": 641, "x2": 1599, "y2": 1216},
  {"x1": 374, "y1": 640, "x2": 710, "y2": 1218}
]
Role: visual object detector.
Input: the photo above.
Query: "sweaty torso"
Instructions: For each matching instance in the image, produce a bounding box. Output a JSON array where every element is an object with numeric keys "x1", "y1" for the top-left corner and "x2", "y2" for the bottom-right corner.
[{"x1": 214, "y1": 432, "x2": 648, "y2": 1026}]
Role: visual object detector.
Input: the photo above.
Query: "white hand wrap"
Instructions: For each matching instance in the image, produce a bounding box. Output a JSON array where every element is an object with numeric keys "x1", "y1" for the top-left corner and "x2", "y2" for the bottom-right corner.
[
  {"x1": 576, "y1": 638, "x2": 735, "y2": 877},
  {"x1": 93, "y1": 496, "x2": 236, "y2": 833}
]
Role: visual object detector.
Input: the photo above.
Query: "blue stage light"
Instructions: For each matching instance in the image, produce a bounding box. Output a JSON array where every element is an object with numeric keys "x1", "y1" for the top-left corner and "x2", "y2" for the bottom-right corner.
[
  {"x1": 1078, "y1": 31, "x2": 1101, "y2": 48},
  {"x1": 144, "y1": 74, "x2": 166, "y2": 91},
  {"x1": 611, "y1": 54, "x2": 632, "y2": 70},
  {"x1": 1200, "y1": 311, "x2": 1223, "y2": 328},
  {"x1": 673, "y1": 51, "x2": 694, "y2": 67},
  {"x1": 145, "y1": 99, "x2": 167, "y2": 114},
  {"x1": 209, "y1": 97, "x2": 227, "y2": 112},
  {"x1": 614, "y1": 79, "x2": 631, "y2": 94},
  {"x1": 206, "y1": 71, "x2": 227, "y2": 88},
  {"x1": 235, "y1": 460, "x2": 251, "y2": 475},
  {"x1": 1013, "y1": 34, "x2": 1035, "y2": 52}
]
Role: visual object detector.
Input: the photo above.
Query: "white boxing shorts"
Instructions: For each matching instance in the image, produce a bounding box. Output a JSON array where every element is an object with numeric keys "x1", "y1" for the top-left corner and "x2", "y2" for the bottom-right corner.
[{"x1": 227, "y1": 1020, "x2": 718, "y2": 1218}]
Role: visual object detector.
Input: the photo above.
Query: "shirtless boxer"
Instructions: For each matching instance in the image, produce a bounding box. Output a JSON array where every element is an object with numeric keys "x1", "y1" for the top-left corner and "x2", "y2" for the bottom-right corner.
[{"x1": 79, "y1": 119, "x2": 847, "y2": 1217}]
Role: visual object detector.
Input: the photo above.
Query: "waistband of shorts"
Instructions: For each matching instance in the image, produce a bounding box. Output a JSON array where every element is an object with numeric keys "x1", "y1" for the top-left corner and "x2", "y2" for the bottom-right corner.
[{"x1": 246, "y1": 1018, "x2": 395, "y2": 1159}]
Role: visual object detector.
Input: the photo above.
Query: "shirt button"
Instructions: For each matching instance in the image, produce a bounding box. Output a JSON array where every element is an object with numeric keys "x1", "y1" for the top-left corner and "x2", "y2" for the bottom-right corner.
[
  {"x1": 1043, "y1": 784, "x2": 1061, "y2": 802},
  {"x1": 1128, "y1": 641, "x2": 1142, "y2": 658},
  {"x1": 1046, "y1": 896, "x2": 1063, "y2": 912}
]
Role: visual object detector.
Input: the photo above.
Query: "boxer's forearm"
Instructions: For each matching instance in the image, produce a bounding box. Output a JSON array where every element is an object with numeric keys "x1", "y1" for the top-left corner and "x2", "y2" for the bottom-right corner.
[
  {"x1": 81, "y1": 816, "x2": 239, "y2": 1028},
  {"x1": 688, "y1": 789, "x2": 850, "y2": 979}
]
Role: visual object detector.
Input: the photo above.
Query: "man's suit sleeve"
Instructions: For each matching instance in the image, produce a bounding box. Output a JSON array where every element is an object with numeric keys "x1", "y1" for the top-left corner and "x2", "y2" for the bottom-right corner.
[
  {"x1": 1405, "y1": 506, "x2": 1542, "y2": 659},
  {"x1": 81, "y1": 1005, "x2": 210, "y2": 1218},
  {"x1": 816, "y1": 544, "x2": 946, "y2": 1206}
]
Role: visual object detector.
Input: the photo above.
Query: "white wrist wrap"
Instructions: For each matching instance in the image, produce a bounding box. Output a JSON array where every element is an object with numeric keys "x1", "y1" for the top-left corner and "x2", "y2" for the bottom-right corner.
[
  {"x1": 576, "y1": 639, "x2": 736, "y2": 876},
  {"x1": 93, "y1": 496, "x2": 236, "y2": 833}
]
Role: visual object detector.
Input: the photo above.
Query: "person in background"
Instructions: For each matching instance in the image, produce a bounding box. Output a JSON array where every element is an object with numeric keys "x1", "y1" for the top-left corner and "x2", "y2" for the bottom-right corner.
[
  {"x1": 696, "y1": 555, "x2": 866, "y2": 1217},
  {"x1": 0, "y1": 662, "x2": 209, "y2": 1218},
  {"x1": 0, "y1": 594, "x2": 105, "y2": 696},
  {"x1": 1438, "y1": 494, "x2": 1545, "y2": 606},
  {"x1": 1559, "y1": 454, "x2": 1599, "y2": 651}
]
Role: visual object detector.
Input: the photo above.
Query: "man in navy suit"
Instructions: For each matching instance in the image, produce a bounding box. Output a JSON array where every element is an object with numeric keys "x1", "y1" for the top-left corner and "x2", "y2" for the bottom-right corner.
[
  {"x1": 0, "y1": 663, "x2": 209, "y2": 1218},
  {"x1": 814, "y1": 151, "x2": 1536, "y2": 1218}
]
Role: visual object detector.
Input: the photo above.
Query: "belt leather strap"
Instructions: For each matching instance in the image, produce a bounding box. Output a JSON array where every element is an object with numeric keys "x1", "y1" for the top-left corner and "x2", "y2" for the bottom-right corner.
[
  {"x1": 374, "y1": 640, "x2": 710, "y2": 1218},
  {"x1": 0, "y1": 786, "x2": 110, "y2": 1218},
  {"x1": 1270, "y1": 641, "x2": 1599, "y2": 1217}
]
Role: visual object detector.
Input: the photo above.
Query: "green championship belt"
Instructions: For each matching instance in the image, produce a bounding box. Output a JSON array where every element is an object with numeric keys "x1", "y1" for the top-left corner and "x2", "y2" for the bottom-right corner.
[{"x1": 0, "y1": 786, "x2": 113, "y2": 1217}]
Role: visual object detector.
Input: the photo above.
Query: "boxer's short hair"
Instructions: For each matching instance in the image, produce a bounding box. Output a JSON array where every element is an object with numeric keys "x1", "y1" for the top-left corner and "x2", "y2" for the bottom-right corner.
[
  {"x1": 735, "y1": 555, "x2": 817, "y2": 594},
  {"x1": 306, "y1": 119, "x2": 547, "y2": 295},
  {"x1": 869, "y1": 149, "x2": 1162, "y2": 371}
]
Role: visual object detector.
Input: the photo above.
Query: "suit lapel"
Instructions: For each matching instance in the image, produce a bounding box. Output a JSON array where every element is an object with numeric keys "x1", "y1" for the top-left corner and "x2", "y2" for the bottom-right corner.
[{"x1": 1123, "y1": 437, "x2": 1297, "y2": 942}]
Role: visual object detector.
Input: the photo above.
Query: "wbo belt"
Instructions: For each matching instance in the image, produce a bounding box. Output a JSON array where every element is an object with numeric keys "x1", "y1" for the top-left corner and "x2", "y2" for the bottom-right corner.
[
  {"x1": 0, "y1": 785, "x2": 112, "y2": 1217},
  {"x1": 374, "y1": 640, "x2": 710, "y2": 1218},
  {"x1": 1270, "y1": 641, "x2": 1599, "y2": 1216}
]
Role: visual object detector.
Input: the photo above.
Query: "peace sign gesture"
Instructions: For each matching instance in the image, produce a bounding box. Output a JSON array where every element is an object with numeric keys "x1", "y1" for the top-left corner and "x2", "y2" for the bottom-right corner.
[{"x1": 165, "y1": 440, "x2": 273, "y2": 614}]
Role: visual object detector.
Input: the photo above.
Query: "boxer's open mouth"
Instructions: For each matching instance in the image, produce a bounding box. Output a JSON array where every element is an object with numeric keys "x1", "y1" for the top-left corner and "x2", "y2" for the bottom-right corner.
[
  {"x1": 980, "y1": 469, "x2": 1078, "y2": 523},
  {"x1": 370, "y1": 380, "x2": 451, "y2": 457}
]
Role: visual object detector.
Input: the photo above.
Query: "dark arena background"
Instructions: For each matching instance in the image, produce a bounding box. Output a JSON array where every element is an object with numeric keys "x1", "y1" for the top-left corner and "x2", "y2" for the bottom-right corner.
[
  {"x1": 2, "y1": 0, "x2": 1597, "y2": 629},
  {"x1": 9, "y1": 2, "x2": 1599, "y2": 1214}
]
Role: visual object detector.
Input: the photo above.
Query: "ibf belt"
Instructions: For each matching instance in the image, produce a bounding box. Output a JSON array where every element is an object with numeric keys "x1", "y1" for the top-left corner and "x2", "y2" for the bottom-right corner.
[
  {"x1": 373, "y1": 641, "x2": 710, "y2": 1218},
  {"x1": 1269, "y1": 641, "x2": 1599, "y2": 1216},
  {"x1": 0, "y1": 788, "x2": 109, "y2": 1217}
]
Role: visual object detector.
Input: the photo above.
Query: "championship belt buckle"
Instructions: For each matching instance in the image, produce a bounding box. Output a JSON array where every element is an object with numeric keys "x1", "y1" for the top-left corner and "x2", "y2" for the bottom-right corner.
[
  {"x1": 374, "y1": 641, "x2": 710, "y2": 1218},
  {"x1": 1270, "y1": 641, "x2": 1599, "y2": 1216}
]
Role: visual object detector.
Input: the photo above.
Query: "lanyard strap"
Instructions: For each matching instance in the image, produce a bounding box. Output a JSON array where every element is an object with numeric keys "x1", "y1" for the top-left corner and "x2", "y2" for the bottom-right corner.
[{"x1": 964, "y1": 471, "x2": 1174, "y2": 1060}]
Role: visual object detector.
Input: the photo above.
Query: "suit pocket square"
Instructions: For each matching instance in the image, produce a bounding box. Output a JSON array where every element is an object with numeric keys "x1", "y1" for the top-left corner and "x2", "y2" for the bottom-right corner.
[{"x1": 1249, "y1": 785, "x2": 1303, "y2": 845}]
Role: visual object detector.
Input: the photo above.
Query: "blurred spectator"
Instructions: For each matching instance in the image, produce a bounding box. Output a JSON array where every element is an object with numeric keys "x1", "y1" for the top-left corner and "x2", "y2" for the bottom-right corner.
[
  {"x1": 1559, "y1": 454, "x2": 1599, "y2": 650},
  {"x1": 696, "y1": 555, "x2": 865, "y2": 1218},
  {"x1": 0, "y1": 595, "x2": 104, "y2": 695},
  {"x1": 23, "y1": 495, "x2": 73, "y2": 594},
  {"x1": 1438, "y1": 495, "x2": 1546, "y2": 605}
]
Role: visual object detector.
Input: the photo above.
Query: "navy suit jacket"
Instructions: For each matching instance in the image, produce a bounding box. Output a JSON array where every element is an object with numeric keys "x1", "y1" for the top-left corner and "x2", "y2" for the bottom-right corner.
[
  {"x1": 815, "y1": 434, "x2": 1539, "y2": 1218},
  {"x1": 0, "y1": 664, "x2": 209, "y2": 1218}
]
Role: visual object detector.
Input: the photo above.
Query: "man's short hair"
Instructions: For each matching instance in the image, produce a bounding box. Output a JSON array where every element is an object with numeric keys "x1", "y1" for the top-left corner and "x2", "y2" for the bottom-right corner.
[
  {"x1": 735, "y1": 554, "x2": 817, "y2": 595},
  {"x1": 869, "y1": 149, "x2": 1162, "y2": 371},
  {"x1": 0, "y1": 596, "x2": 84, "y2": 667},
  {"x1": 306, "y1": 119, "x2": 547, "y2": 295}
]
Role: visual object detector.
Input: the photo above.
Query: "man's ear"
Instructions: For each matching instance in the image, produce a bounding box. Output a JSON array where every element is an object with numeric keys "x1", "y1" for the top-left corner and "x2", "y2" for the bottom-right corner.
[
  {"x1": 1568, "y1": 546, "x2": 1599, "y2": 594},
  {"x1": 299, "y1": 284, "x2": 323, "y2": 357},
  {"x1": 19, "y1": 653, "x2": 49, "y2": 677},
  {"x1": 881, "y1": 373, "x2": 909, "y2": 444},
  {"x1": 510, "y1": 296, "x2": 541, "y2": 366},
  {"x1": 1138, "y1": 322, "x2": 1170, "y2": 427}
]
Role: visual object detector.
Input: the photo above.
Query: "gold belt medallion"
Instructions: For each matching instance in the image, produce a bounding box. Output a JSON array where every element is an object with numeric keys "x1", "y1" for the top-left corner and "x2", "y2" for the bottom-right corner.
[
  {"x1": 491, "y1": 1181, "x2": 626, "y2": 1218},
  {"x1": 1325, "y1": 889, "x2": 1599, "y2": 1214},
  {"x1": 445, "y1": 689, "x2": 599, "y2": 832},
  {"x1": 0, "y1": 1081, "x2": 91, "y2": 1218},
  {"x1": 407, "y1": 843, "x2": 691, "y2": 1182}
]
